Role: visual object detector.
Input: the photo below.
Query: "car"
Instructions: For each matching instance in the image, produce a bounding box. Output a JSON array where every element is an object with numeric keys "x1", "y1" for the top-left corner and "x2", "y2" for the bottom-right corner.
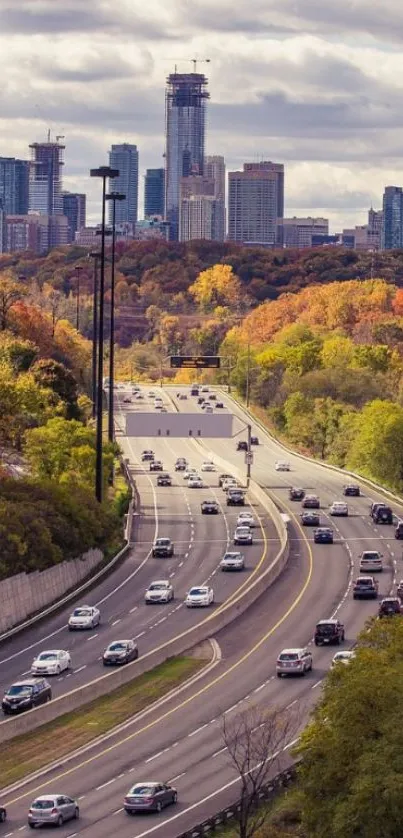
[
  {"x1": 250, "y1": 436, "x2": 259, "y2": 445},
  {"x1": 124, "y1": 782, "x2": 177, "y2": 814},
  {"x1": 184, "y1": 467, "x2": 198, "y2": 479},
  {"x1": 379, "y1": 597, "x2": 401, "y2": 617},
  {"x1": 332, "y1": 651, "x2": 355, "y2": 667},
  {"x1": 208, "y1": 394, "x2": 217, "y2": 401},
  {"x1": 2, "y1": 678, "x2": 52, "y2": 714},
  {"x1": 197, "y1": 397, "x2": 205, "y2": 405},
  {"x1": 395, "y1": 521, "x2": 403, "y2": 539},
  {"x1": 188, "y1": 476, "x2": 203, "y2": 488},
  {"x1": 201, "y1": 499, "x2": 219, "y2": 514},
  {"x1": 201, "y1": 386, "x2": 209, "y2": 392},
  {"x1": 103, "y1": 640, "x2": 139, "y2": 665},
  {"x1": 175, "y1": 458, "x2": 187, "y2": 471},
  {"x1": 216, "y1": 401, "x2": 224, "y2": 408},
  {"x1": 205, "y1": 405, "x2": 213, "y2": 413},
  {"x1": 31, "y1": 650, "x2": 71, "y2": 676},
  {"x1": 123, "y1": 396, "x2": 132, "y2": 403},
  {"x1": 227, "y1": 489, "x2": 245, "y2": 506},
  {"x1": 141, "y1": 450, "x2": 154, "y2": 461},
  {"x1": 276, "y1": 648, "x2": 312, "y2": 677},
  {"x1": 275, "y1": 461, "x2": 290, "y2": 471},
  {"x1": 237, "y1": 440, "x2": 248, "y2": 451},
  {"x1": 28, "y1": 795, "x2": 79, "y2": 828},
  {"x1": 68, "y1": 605, "x2": 100, "y2": 630},
  {"x1": 0, "y1": 805, "x2": 6, "y2": 823},
  {"x1": 150, "y1": 460, "x2": 163, "y2": 472},
  {"x1": 302, "y1": 494, "x2": 320, "y2": 509},
  {"x1": 373, "y1": 504, "x2": 393, "y2": 524},
  {"x1": 359, "y1": 550, "x2": 383, "y2": 573},
  {"x1": 219, "y1": 473, "x2": 234, "y2": 487},
  {"x1": 314, "y1": 619, "x2": 345, "y2": 646},
  {"x1": 157, "y1": 473, "x2": 172, "y2": 486},
  {"x1": 148, "y1": 391, "x2": 156, "y2": 398},
  {"x1": 353, "y1": 576, "x2": 379, "y2": 599},
  {"x1": 135, "y1": 393, "x2": 144, "y2": 400},
  {"x1": 237, "y1": 511, "x2": 256, "y2": 527},
  {"x1": 343, "y1": 484, "x2": 360, "y2": 496},
  {"x1": 220, "y1": 552, "x2": 245, "y2": 571},
  {"x1": 191, "y1": 387, "x2": 199, "y2": 396},
  {"x1": 160, "y1": 407, "x2": 168, "y2": 413},
  {"x1": 397, "y1": 580, "x2": 403, "y2": 599},
  {"x1": 313, "y1": 527, "x2": 334, "y2": 544},
  {"x1": 145, "y1": 580, "x2": 174, "y2": 603},
  {"x1": 201, "y1": 461, "x2": 215, "y2": 472},
  {"x1": 222, "y1": 478, "x2": 239, "y2": 492},
  {"x1": 289, "y1": 487, "x2": 305, "y2": 501},
  {"x1": 301, "y1": 511, "x2": 320, "y2": 527},
  {"x1": 329, "y1": 501, "x2": 348, "y2": 517},
  {"x1": 179, "y1": 394, "x2": 187, "y2": 400},
  {"x1": 152, "y1": 537, "x2": 174, "y2": 558},
  {"x1": 234, "y1": 525, "x2": 253, "y2": 545},
  {"x1": 185, "y1": 586, "x2": 214, "y2": 607}
]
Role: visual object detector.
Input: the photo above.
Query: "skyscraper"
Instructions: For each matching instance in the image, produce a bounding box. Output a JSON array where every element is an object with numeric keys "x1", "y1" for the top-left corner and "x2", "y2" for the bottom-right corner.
[
  {"x1": 108, "y1": 144, "x2": 138, "y2": 225},
  {"x1": 0, "y1": 157, "x2": 30, "y2": 215},
  {"x1": 381, "y1": 187, "x2": 403, "y2": 250},
  {"x1": 61, "y1": 192, "x2": 86, "y2": 242},
  {"x1": 144, "y1": 168, "x2": 165, "y2": 218},
  {"x1": 205, "y1": 155, "x2": 225, "y2": 241},
  {"x1": 29, "y1": 139, "x2": 65, "y2": 215},
  {"x1": 165, "y1": 72, "x2": 209, "y2": 240},
  {"x1": 228, "y1": 161, "x2": 284, "y2": 245}
]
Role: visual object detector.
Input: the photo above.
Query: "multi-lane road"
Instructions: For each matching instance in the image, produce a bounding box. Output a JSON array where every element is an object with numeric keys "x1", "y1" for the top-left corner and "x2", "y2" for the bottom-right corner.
[{"x1": 1, "y1": 383, "x2": 402, "y2": 837}]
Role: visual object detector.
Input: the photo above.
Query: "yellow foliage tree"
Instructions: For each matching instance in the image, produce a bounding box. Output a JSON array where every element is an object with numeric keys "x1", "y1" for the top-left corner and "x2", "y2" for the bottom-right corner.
[{"x1": 188, "y1": 264, "x2": 242, "y2": 311}]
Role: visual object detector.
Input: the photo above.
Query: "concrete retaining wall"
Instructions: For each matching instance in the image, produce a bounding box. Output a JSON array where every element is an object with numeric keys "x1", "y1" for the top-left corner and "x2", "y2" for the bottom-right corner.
[
  {"x1": 0, "y1": 471, "x2": 289, "y2": 744},
  {"x1": 0, "y1": 549, "x2": 103, "y2": 634}
]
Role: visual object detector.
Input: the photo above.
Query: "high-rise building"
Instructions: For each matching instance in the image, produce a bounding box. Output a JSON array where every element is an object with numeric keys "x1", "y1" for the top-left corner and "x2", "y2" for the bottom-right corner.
[
  {"x1": 381, "y1": 187, "x2": 403, "y2": 250},
  {"x1": 342, "y1": 209, "x2": 383, "y2": 251},
  {"x1": 108, "y1": 144, "x2": 139, "y2": 225},
  {"x1": 228, "y1": 161, "x2": 284, "y2": 246},
  {"x1": 278, "y1": 217, "x2": 329, "y2": 248},
  {"x1": 29, "y1": 139, "x2": 65, "y2": 215},
  {"x1": 0, "y1": 157, "x2": 30, "y2": 215},
  {"x1": 204, "y1": 155, "x2": 225, "y2": 240},
  {"x1": 165, "y1": 72, "x2": 209, "y2": 240},
  {"x1": 144, "y1": 168, "x2": 165, "y2": 218},
  {"x1": 61, "y1": 192, "x2": 86, "y2": 242},
  {"x1": 180, "y1": 195, "x2": 221, "y2": 242}
]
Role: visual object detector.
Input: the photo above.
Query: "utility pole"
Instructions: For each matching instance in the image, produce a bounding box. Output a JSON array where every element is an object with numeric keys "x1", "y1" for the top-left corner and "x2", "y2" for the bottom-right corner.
[
  {"x1": 89, "y1": 251, "x2": 101, "y2": 420},
  {"x1": 246, "y1": 423, "x2": 252, "y2": 488},
  {"x1": 74, "y1": 265, "x2": 83, "y2": 331},
  {"x1": 245, "y1": 342, "x2": 251, "y2": 408}
]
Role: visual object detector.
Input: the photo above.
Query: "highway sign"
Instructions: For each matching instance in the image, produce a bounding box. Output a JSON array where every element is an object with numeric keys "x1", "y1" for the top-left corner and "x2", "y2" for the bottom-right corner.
[
  {"x1": 170, "y1": 355, "x2": 220, "y2": 369},
  {"x1": 245, "y1": 452, "x2": 254, "y2": 465}
]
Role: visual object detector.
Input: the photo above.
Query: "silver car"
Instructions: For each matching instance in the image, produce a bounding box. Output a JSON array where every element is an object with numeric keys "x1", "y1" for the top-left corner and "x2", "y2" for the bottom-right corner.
[
  {"x1": 220, "y1": 552, "x2": 245, "y2": 571},
  {"x1": 28, "y1": 795, "x2": 79, "y2": 828}
]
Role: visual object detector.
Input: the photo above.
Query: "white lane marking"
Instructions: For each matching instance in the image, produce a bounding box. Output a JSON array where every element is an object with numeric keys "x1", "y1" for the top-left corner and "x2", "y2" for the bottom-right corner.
[
  {"x1": 224, "y1": 704, "x2": 237, "y2": 714},
  {"x1": 112, "y1": 808, "x2": 124, "y2": 815},
  {"x1": 135, "y1": 631, "x2": 145, "y2": 639},
  {"x1": 86, "y1": 633, "x2": 98, "y2": 641},
  {"x1": 253, "y1": 683, "x2": 265, "y2": 693},
  {"x1": 312, "y1": 680, "x2": 323, "y2": 690},
  {"x1": 129, "y1": 606, "x2": 138, "y2": 614},
  {"x1": 73, "y1": 665, "x2": 86, "y2": 674},
  {"x1": 77, "y1": 796, "x2": 86, "y2": 800},
  {"x1": 188, "y1": 723, "x2": 209, "y2": 737},
  {"x1": 168, "y1": 772, "x2": 186, "y2": 783},
  {"x1": 111, "y1": 619, "x2": 121, "y2": 626},
  {"x1": 96, "y1": 778, "x2": 116, "y2": 791},
  {"x1": 145, "y1": 750, "x2": 165, "y2": 763},
  {"x1": 212, "y1": 746, "x2": 227, "y2": 758}
]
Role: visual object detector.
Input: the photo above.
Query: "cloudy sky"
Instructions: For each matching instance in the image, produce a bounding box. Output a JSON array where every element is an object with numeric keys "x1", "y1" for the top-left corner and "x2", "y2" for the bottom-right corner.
[{"x1": 1, "y1": 0, "x2": 403, "y2": 231}]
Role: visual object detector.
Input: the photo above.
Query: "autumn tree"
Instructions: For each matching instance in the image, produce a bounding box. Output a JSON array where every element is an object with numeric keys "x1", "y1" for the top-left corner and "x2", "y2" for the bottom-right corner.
[
  {"x1": 188, "y1": 264, "x2": 242, "y2": 312},
  {"x1": 31, "y1": 359, "x2": 79, "y2": 419},
  {"x1": 347, "y1": 399, "x2": 403, "y2": 490},
  {"x1": 0, "y1": 272, "x2": 27, "y2": 330}
]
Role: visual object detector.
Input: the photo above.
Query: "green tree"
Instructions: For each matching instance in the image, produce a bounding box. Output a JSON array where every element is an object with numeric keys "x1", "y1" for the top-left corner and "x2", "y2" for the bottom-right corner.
[
  {"x1": 347, "y1": 399, "x2": 403, "y2": 490},
  {"x1": 31, "y1": 358, "x2": 79, "y2": 419}
]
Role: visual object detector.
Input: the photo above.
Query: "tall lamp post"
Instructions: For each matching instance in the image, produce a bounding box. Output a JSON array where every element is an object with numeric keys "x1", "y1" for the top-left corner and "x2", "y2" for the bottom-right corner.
[
  {"x1": 74, "y1": 265, "x2": 83, "y2": 331},
  {"x1": 89, "y1": 251, "x2": 101, "y2": 419},
  {"x1": 105, "y1": 191, "x2": 126, "y2": 444},
  {"x1": 90, "y1": 166, "x2": 119, "y2": 503}
]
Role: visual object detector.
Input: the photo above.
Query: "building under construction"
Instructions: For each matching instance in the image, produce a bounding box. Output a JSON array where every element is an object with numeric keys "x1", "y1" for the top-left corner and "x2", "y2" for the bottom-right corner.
[
  {"x1": 165, "y1": 72, "x2": 209, "y2": 241},
  {"x1": 29, "y1": 137, "x2": 65, "y2": 217}
]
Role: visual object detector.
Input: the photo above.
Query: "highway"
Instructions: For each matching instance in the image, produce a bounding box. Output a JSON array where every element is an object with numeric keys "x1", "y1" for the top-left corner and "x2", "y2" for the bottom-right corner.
[{"x1": 1, "y1": 383, "x2": 402, "y2": 837}]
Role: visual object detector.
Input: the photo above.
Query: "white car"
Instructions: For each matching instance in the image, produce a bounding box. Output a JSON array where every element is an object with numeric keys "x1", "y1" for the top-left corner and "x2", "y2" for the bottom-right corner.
[
  {"x1": 205, "y1": 406, "x2": 213, "y2": 413},
  {"x1": 222, "y1": 478, "x2": 238, "y2": 492},
  {"x1": 145, "y1": 580, "x2": 174, "y2": 604},
  {"x1": 276, "y1": 648, "x2": 312, "y2": 677},
  {"x1": 234, "y1": 525, "x2": 253, "y2": 545},
  {"x1": 220, "y1": 552, "x2": 245, "y2": 571},
  {"x1": 185, "y1": 586, "x2": 214, "y2": 607},
  {"x1": 188, "y1": 476, "x2": 203, "y2": 488},
  {"x1": 275, "y1": 461, "x2": 290, "y2": 472},
  {"x1": 68, "y1": 605, "x2": 100, "y2": 630},
  {"x1": 329, "y1": 501, "x2": 348, "y2": 516},
  {"x1": 237, "y1": 511, "x2": 256, "y2": 528},
  {"x1": 201, "y1": 461, "x2": 215, "y2": 472},
  {"x1": 332, "y1": 651, "x2": 355, "y2": 667},
  {"x1": 184, "y1": 468, "x2": 198, "y2": 480},
  {"x1": 31, "y1": 649, "x2": 71, "y2": 676}
]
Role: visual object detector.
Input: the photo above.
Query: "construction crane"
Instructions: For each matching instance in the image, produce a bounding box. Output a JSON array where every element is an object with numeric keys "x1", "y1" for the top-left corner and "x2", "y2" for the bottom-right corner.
[
  {"x1": 163, "y1": 58, "x2": 211, "y2": 73},
  {"x1": 56, "y1": 135, "x2": 65, "y2": 144}
]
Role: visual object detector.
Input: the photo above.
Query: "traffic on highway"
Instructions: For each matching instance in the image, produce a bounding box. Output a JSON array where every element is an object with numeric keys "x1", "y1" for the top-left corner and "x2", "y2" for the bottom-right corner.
[{"x1": 1, "y1": 382, "x2": 403, "y2": 836}]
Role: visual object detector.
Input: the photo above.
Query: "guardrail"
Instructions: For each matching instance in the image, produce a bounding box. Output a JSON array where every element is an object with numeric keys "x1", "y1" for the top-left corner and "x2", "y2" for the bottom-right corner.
[
  {"x1": 0, "y1": 462, "x2": 289, "y2": 744},
  {"x1": 175, "y1": 765, "x2": 298, "y2": 838}
]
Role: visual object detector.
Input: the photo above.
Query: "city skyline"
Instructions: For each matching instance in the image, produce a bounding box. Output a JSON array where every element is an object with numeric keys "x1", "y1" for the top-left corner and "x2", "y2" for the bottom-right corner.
[{"x1": 1, "y1": 0, "x2": 402, "y2": 230}]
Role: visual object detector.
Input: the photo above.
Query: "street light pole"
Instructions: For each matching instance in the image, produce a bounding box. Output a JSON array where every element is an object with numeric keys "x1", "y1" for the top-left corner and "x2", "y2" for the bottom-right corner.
[
  {"x1": 89, "y1": 251, "x2": 101, "y2": 419},
  {"x1": 74, "y1": 265, "x2": 83, "y2": 331},
  {"x1": 90, "y1": 166, "x2": 119, "y2": 503},
  {"x1": 246, "y1": 341, "x2": 251, "y2": 408},
  {"x1": 105, "y1": 191, "x2": 126, "y2": 445}
]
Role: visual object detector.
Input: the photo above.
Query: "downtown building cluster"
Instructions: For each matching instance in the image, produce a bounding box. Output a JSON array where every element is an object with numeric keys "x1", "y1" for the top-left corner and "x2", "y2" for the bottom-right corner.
[{"x1": 0, "y1": 68, "x2": 401, "y2": 254}]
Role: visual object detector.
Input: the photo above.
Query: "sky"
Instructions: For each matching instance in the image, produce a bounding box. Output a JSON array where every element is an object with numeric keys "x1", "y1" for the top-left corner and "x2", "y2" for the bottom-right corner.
[{"x1": 1, "y1": 0, "x2": 403, "y2": 231}]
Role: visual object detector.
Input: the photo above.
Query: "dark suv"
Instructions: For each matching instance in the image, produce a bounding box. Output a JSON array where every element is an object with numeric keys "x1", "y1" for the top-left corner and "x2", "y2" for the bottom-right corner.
[
  {"x1": 343, "y1": 484, "x2": 360, "y2": 496},
  {"x1": 379, "y1": 598, "x2": 401, "y2": 617},
  {"x1": 152, "y1": 538, "x2": 174, "y2": 558},
  {"x1": 353, "y1": 576, "x2": 378, "y2": 599},
  {"x1": 227, "y1": 490, "x2": 245, "y2": 506},
  {"x1": 371, "y1": 503, "x2": 393, "y2": 524},
  {"x1": 289, "y1": 487, "x2": 305, "y2": 501},
  {"x1": 2, "y1": 678, "x2": 51, "y2": 714},
  {"x1": 395, "y1": 521, "x2": 403, "y2": 540},
  {"x1": 314, "y1": 620, "x2": 345, "y2": 646}
]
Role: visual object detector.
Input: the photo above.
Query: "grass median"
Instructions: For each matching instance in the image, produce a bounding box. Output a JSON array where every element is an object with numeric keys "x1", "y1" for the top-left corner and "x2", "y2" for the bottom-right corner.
[{"x1": 1, "y1": 655, "x2": 206, "y2": 789}]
